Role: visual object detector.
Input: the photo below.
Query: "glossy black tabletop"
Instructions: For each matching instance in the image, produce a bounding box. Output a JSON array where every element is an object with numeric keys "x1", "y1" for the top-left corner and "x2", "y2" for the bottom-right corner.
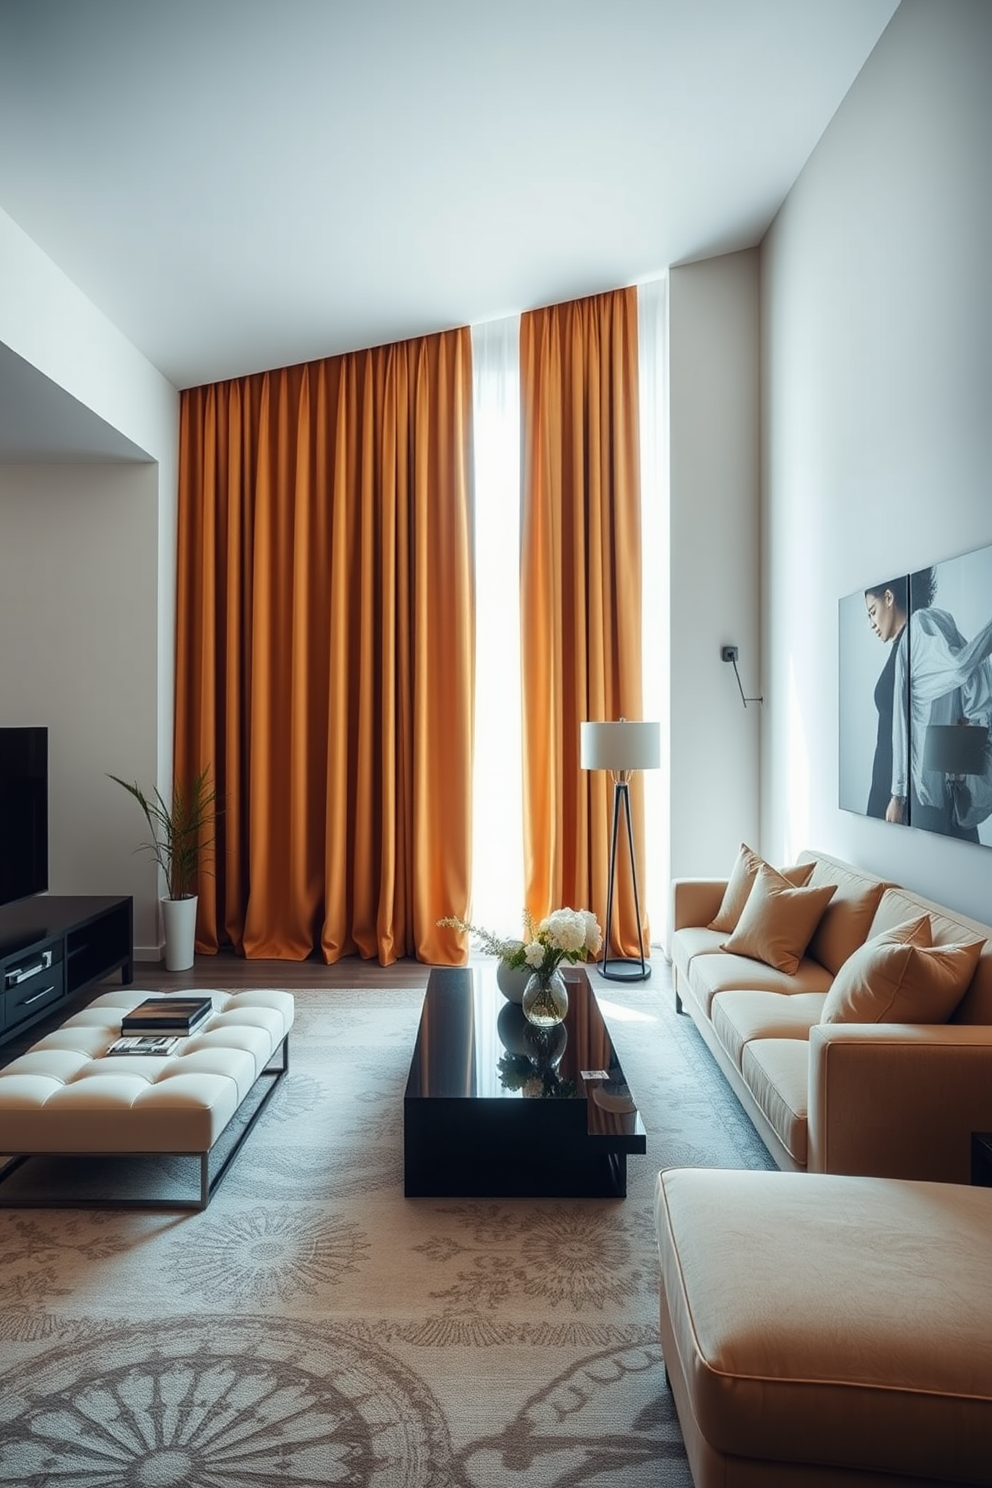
[{"x1": 404, "y1": 965, "x2": 646, "y2": 1198}]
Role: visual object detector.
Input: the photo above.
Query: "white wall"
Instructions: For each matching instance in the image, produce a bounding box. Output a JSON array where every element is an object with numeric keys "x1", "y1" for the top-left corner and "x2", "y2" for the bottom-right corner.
[
  {"x1": 0, "y1": 207, "x2": 176, "y2": 464},
  {"x1": 0, "y1": 208, "x2": 179, "y2": 956},
  {"x1": 761, "y1": 0, "x2": 992, "y2": 921},
  {"x1": 668, "y1": 250, "x2": 761, "y2": 896}
]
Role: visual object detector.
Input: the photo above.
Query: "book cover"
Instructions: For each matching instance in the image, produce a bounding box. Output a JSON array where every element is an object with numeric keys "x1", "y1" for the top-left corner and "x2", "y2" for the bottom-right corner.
[{"x1": 121, "y1": 996, "x2": 213, "y2": 1033}]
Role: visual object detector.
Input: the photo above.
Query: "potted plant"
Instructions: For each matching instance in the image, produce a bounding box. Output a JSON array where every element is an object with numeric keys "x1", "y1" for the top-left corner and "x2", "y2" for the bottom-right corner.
[{"x1": 109, "y1": 766, "x2": 218, "y2": 971}]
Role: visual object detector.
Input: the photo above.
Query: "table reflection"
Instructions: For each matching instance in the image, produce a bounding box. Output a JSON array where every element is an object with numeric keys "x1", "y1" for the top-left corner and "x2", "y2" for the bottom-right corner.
[
  {"x1": 496, "y1": 1005, "x2": 576, "y2": 1098},
  {"x1": 408, "y1": 965, "x2": 638, "y2": 1122}
]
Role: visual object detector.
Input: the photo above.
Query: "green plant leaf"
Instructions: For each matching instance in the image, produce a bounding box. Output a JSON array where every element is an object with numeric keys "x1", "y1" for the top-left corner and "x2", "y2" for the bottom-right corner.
[{"x1": 109, "y1": 766, "x2": 219, "y2": 900}]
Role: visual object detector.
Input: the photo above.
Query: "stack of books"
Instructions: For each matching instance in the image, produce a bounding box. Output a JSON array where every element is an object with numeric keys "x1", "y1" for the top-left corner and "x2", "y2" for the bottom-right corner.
[{"x1": 121, "y1": 995, "x2": 214, "y2": 1036}]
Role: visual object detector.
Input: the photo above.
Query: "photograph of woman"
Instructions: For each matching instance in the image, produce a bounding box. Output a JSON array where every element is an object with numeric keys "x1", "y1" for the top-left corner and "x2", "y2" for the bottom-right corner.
[
  {"x1": 839, "y1": 577, "x2": 910, "y2": 823},
  {"x1": 862, "y1": 573, "x2": 913, "y2": 822},
  {"x1": 840, "y1": 546, "x2": 992, "y2": 845}
]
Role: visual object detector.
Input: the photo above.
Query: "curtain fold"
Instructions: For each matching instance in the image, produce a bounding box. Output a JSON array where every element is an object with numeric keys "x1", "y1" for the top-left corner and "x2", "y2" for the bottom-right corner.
[
  {"x1": 176, "y1": 329, "x2": 474, "y2": 965},
  {"x1": 519, "y1": 288, "x2": 647, "y2": 957}
]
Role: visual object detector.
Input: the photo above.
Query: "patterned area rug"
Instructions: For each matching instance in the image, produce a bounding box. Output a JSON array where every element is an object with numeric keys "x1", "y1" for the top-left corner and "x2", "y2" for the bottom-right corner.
[{"x1": 0, "y1": 968, "x2": 773, "y2": 1487}]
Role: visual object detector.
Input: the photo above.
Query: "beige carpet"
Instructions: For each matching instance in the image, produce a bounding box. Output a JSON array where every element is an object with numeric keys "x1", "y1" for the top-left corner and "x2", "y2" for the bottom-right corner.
[{"x1": 0, "y1": 974, "x2": 772, "y2": 1487}]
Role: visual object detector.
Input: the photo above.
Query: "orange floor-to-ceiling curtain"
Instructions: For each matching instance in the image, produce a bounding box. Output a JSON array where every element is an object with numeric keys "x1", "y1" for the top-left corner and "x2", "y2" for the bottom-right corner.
[
  {"x1": 175, "y1": 329, "x2": 474, "y2": 965},
  {"x1": 519, "y1": 288, "x2": 647, "y2": 957}
]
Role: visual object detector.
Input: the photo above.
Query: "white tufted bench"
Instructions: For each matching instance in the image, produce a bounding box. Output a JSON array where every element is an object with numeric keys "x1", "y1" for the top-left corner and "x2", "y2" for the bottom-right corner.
[{"x1": 0, "y1": 989, "x2": 294, "y2": 1210}]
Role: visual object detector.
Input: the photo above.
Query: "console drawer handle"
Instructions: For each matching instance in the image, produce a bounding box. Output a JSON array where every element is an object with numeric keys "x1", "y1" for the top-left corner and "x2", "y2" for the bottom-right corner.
[
  {"x1": 22, "y1": 985, "x2": 56, "y2": 1005},
  {"x1": 5, "y1": 950, "x2": 54, "y2": 987}
]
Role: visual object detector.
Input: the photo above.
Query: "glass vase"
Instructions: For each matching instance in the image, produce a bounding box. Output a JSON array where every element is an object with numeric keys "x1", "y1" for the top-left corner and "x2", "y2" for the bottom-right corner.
[{"x1": 522, "y1": 967, "x2": 569, "y2": 1027}]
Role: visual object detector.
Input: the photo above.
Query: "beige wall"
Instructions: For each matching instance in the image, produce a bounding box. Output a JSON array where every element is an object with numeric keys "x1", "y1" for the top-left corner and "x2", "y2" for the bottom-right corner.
[
  {"x1": 0, "y1": 209, "x2": 179, "y2": 957},
  {"x1": 0, "y1": 465, "x2": 162, "y2": 950},
  {"x1": 761, "y1": 0, "x2": 992, "y2": 921}
]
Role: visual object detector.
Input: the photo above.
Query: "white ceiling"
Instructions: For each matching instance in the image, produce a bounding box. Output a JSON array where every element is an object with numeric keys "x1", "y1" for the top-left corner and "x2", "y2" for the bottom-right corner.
[{"x1": 0, "y1": 0, "x2": 899, "y2": 453}]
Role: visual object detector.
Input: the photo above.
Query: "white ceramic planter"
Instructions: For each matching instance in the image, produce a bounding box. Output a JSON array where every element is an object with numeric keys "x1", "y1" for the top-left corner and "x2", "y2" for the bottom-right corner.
[
  {"x1": 161, "y1": 895, "x2": 198, "y2": 971},
  {"x1": 496, "y1": 948, "x2": 531, "y2": 1004}
]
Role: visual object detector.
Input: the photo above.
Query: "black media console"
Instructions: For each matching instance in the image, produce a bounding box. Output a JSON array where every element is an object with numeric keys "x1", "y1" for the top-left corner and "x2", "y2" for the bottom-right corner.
[{"x1": 0, "y1": 896, "x2": 133, "y2": 1048}]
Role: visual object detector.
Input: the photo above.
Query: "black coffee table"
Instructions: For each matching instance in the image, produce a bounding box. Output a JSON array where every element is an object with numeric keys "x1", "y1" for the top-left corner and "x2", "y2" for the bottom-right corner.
[{"x1": 404, "y1": 965, "x2": 646, "y2": 1198}]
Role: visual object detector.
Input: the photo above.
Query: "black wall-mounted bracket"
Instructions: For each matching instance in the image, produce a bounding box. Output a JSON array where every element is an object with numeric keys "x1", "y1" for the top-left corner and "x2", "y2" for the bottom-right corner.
[{"x1": 721, "y1": 646, "x2": 764, "y2": 708}]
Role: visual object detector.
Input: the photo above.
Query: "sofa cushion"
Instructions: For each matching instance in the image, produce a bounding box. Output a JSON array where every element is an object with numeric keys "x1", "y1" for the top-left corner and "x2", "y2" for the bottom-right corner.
[
  {"x1": 870, "y1": 887, "x2": 985, "y2": 949},
  {"x1": 669, "y1": 926, "x2": 725, "y2": 986},
  {"x1": 707, "y1": 843, "x2": 814, "y2": 933},
  {"x1": 654, "y1": 1168, "x2": 992, "y2": 1483},
  {"x1": 720, "y1": 864, "x2": 836, "y2": 975},
  {"x1": 740, "y1": 1038, "x2": 809, "y2": 1166},
  {"x1": 688, "y1": 950, "x2": 832, "y2": 1018},
  {"x1": 711, "y1": 990, "x2": 826, "y2": 1070},
  {"x1": 821, "y1": 916, "x2": 984, "y2": 1025},
  {"x1": 804, "y1": 863, "x2": 887, "y2": 975}
]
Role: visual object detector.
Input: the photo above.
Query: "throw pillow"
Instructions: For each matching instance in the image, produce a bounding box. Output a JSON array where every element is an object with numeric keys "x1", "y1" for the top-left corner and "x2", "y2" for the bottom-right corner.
[
  {"x1": 806, "y1": 879, "x2": 887, "y2": 976},
  {"x1": 820, "y1": 915, "x2": 985, "y2": 1024},
  {"x1": 720, "y1": 862, "x2": 837, "y2": 975},
  {"x1": 707, "y1": 844, "x2": 815, "y2": 933}
]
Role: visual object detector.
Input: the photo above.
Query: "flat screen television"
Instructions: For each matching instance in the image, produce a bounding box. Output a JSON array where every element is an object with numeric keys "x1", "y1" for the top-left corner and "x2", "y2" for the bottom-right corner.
[{"x1": 0, "y1": 726, "x2": 49, "y2": 909}]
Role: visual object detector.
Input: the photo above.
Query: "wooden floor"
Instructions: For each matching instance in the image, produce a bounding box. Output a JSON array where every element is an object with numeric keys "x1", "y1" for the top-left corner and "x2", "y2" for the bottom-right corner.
[
  {"x1": 126, "y1": 949, "x2": 433, "y2": 993},
  {"x1": 0, "y1": 950, "x2": 433, "y2": 1067},
  {"x1": 1, "y1": 951, "x2": 664, "y2": 1067}
]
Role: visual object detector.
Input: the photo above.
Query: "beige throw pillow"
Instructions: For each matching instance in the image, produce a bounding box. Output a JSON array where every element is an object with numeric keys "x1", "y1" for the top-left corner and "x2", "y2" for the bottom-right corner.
[
  {"x1": 820, "y1": 915, "x2": 984, "y2": 1024},
  {"x1": 707, "y1": 844, "x2": 815, "y2": 934},
  {"x1": 806, "y1": 879, "x2": 887, "y2": 976},
  {"x1": 720, "y1": 863, "x2": 837, "y2": 975}
]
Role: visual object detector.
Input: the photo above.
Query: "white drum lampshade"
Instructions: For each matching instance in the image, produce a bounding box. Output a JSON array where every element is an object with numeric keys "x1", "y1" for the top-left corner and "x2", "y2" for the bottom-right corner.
[
  {"x1": 581, "y1": 718, "x2": 660, "y2": 981},
  {"x1": 580, "y1": 720, "x2": 661, "y2": 775}
]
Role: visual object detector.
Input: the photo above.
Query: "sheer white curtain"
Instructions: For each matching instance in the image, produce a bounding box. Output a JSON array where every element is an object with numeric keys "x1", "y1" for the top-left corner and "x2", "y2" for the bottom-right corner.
[
  {"x1": 637, "y1": 277, "x2": 669, "y2": 947},
  {"x1": 468, "y1": 287, "x2": 667, "y2": 944},
  {"x1": 470, "y1": 315, "x2": 524, "y2": 932}
]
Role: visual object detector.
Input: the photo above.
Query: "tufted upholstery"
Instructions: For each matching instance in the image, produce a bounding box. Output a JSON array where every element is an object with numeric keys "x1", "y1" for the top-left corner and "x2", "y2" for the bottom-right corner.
[{"x1": 0, "y1": 989, "x2": 294, "y2": 1156}]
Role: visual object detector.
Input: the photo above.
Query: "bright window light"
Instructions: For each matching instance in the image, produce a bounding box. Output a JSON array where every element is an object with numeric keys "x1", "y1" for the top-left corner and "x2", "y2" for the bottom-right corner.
[
  {"x1": 468, "y1": 284, "x2": 668, "y2": 940},
  {"x1": 470, "y1": 316, "x2": 524, "y2": 932},
  {"x1": 638, "y1": 277, "x2": 669, "y2": 946}
]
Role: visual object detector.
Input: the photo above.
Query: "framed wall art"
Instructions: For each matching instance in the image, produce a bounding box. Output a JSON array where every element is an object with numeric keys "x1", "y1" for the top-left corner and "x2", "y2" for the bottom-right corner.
[{"x1": 839, "y1": 541, "x2": 992, "y2": 847}]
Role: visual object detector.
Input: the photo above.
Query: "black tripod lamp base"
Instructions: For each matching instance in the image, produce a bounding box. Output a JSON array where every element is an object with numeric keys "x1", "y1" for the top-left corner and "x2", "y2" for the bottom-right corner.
[{"x1": 596, "y1": 957, "x2": 652, "y2": 983}]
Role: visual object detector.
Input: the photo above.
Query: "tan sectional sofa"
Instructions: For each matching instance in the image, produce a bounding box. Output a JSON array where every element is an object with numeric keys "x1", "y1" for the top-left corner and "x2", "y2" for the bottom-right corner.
[{"x1": 668, "y1": 849, "x2": 992, "y2": 1183}]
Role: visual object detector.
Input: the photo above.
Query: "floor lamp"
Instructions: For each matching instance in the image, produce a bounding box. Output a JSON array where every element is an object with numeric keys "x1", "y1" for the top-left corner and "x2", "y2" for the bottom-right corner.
[{"x1": 580, "y1": 719, "x2": 661, "y2": 982}]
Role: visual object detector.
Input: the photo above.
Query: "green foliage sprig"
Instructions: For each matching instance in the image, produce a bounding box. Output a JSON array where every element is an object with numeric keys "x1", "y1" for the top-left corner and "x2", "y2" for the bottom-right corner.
[
  {"x1": 109, "y1": 766, "x2": 219, "y2": 901},
  {"x1": 436, "y1": 912, "x2": 536, "y2": 967}
]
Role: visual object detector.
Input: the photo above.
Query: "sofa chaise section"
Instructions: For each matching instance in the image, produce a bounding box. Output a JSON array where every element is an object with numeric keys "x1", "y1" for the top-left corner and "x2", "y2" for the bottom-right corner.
[{"x1": 655, "y1": 1166, "x2": 992, "y2": 1486}]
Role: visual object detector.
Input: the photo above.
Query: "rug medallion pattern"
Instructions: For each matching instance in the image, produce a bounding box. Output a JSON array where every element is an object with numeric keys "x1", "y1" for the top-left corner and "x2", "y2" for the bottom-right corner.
[{"x1": 0, "y1": 975, "x2": 772, "y2": 1486}]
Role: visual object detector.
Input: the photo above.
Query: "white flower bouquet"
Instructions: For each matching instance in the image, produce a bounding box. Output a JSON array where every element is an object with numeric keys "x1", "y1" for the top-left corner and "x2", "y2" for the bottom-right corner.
[
  {"x1": 437, "y1": 907, "x2": 601, "y2": 978},
  {"x1": 522, "y1": 907, "x2": 602, "y2": 978}
]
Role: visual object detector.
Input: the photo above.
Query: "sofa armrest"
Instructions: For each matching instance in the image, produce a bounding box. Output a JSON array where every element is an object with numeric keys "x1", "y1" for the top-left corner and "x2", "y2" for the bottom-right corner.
[
  {"x1": 808, "y1": 1023, "x2": 992, "y2": 1184},
  {"x1": 669, "y1": 878, "x2": 727, "y2": 941}
]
